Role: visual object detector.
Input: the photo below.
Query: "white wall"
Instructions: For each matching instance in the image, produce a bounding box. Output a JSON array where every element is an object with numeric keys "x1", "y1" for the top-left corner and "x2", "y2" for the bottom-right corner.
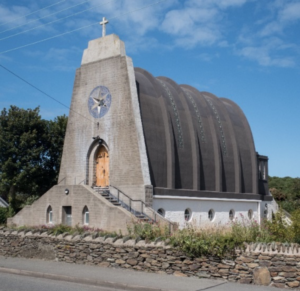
[{"x1": 153, "y1": 196, "x2": 260, "y2": 229}]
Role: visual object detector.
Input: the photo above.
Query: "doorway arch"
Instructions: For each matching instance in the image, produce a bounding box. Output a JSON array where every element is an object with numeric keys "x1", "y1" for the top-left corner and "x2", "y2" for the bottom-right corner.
[{"x1": 95, "y1": 145, "x2": 109, "y2": 187}]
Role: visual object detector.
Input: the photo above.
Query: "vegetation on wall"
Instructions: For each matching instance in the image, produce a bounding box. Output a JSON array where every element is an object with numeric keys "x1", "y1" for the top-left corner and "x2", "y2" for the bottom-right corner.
[
  {"x1": 4, "y1": 209, "x2": 300, "y2": 258},
  {"x1": 0, "y1": 106, "x2": 67, "y2": 216},
  {"x1": 269, "y1": 176, "x2": 300, "y2": 213}
]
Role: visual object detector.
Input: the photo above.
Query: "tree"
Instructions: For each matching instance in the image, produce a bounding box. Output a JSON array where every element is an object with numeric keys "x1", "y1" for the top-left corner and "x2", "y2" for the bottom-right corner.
[
  {"x1": 0, "y1": 106, "x2": 67, "y2": 215},
  {"x1": 269, "y1": 176, "x2": 300, "y2": 213}
]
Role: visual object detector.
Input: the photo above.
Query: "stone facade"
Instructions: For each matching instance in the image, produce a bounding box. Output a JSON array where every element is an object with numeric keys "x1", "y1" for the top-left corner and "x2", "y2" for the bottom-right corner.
[{"x1": 1, "y1": 229, "x2": 300, "y2": 289}]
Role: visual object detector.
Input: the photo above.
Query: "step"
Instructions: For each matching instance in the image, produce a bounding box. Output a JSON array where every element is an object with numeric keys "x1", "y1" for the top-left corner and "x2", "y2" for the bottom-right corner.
[
  {"x1": 112, "y1": 202, "x2": 121, "y2": 206},
  {"x1": 135, "y1": 215, "x2": 146, "y2": 219}
]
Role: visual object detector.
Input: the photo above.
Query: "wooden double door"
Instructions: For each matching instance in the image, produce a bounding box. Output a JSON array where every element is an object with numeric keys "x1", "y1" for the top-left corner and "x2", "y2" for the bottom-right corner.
[{"x1": 96, "y1": 146, "x2": 109, "y2": 187}]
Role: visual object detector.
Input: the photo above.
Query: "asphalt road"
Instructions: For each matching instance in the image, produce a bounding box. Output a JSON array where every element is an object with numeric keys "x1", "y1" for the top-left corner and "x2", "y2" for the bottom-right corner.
[
  {"x1": 0, "y1": 272, "x2": 123, "y2": 291},
  {"x1": 0, "y1": 256, "x2": 286, "y2": 291}
]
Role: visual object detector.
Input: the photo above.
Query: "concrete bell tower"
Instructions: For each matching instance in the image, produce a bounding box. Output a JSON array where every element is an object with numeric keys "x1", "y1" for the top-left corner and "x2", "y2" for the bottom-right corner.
[{"x1": 58, "y1": 32, "x2": 152, "y2": 202}]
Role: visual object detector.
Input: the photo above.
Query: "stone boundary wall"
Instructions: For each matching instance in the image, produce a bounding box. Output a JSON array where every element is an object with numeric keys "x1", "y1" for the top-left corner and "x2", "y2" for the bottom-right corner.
[{"x1": 1, "y1": 228, "x2": 300, "y2": 289}]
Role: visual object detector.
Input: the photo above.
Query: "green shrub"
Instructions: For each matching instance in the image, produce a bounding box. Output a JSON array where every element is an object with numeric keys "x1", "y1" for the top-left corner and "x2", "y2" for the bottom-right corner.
[
  {"x1": 47, "y1": 224, "x2": 72, "y2": 236},
  {"x1": 291, "y1": 209, "x2": 300, "y2": 243},
  {"x1": 127, "y1": 220, "x2": 170, "y2": 242},
  {"x1": 170, "y1": 225, "x2": 244, "y2": 258},
  {"x1": 264, "y1": 209, "x2": 294, "y2": 243},
  {"x1": 0, "y1": 207, "x2": 8, "y2": 225}
]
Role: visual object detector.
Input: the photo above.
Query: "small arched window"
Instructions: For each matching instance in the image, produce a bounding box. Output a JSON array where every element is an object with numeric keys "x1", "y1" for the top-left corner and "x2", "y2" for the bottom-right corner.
[
  {"x1": 184, "y1": 208, "x2": 191, "y2": 222},
  {"x1": 47, "y1": 206, "x2": 53, "y2": 224},
  {"x1": 248, "y1": 209, "x2": 253, "y2": 220},
  {"x1": 208, "y1": 209, "x2": 215, "y2": 221},
  {"x1": 229, "y1": 209, "x2": 235, "y2": 221},
  {"x1": 83, "y1": 206, "x2": 89, "y2": 225},
  {"x1": 157, "y1": 208, "x2": 165, "y2": 217}
]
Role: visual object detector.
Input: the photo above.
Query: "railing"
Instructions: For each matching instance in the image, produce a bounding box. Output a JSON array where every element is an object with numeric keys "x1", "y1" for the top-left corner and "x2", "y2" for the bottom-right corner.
[{"x1": 108, "y1": 185, "x2": 176, "y2": 234}]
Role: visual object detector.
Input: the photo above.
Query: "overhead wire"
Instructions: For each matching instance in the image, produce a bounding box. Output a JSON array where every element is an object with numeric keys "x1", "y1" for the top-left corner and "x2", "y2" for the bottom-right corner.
[
  {"x1": 0, "y1": 0, "x2": 91, "y2": 34},
  {"x1": 0, "y1": 0, "x2": 114, "y2": 42},
  {"x1": 0, "y1": 0, "x2": 168, "y2": 55},
  {"x1": 0, "y1": 0, "x2": 67, "y2": 28},
  {"x1": 0, "y1": 63, "x2": 93, "y2": 123},
  {"x1": 0, "y1": 0, "x2": 168, "y2": 123}
]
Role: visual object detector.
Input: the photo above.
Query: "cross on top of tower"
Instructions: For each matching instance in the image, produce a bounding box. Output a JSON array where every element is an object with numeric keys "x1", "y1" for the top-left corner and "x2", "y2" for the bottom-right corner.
[{"x1": 100, "y1": 17, "x2": 109, "y2": 37}]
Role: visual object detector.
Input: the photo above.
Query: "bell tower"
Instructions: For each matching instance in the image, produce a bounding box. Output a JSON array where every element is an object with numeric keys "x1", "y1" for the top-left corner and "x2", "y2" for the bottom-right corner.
[{"x1": 58, "y1": 32, "x2": 151, "y2": 201}]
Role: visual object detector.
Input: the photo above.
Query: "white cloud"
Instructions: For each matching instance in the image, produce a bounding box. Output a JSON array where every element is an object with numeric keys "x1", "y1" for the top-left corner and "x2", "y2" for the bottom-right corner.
[
  {"x1": 86, "y1": 0, "x2": 176, "y2": 36},
  {"x1": 160, "y1": 0, "x2": 252, "y2": 48},
  {"x1": 279, "y1": 2, "x2": 300, "y2": 22},
  {"x1": 238, "y1": 38, "x2": 295, "y2": 67},
  {"x1": 0, "y1": 5, "x2": 31, "y2": 28},
  {"x1": 1, "y1": 0, "x2": 298, "y2": 69},
  {"x1": 236, "y1": 1, "x2": 300, "y2": 67},
  {"x1": 188, "y1": 0, "x2": 248, "y2": 9}
]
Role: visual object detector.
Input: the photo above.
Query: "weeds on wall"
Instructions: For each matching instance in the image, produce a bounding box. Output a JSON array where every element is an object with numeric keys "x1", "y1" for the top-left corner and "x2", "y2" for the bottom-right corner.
[
  {"x1": 127, "y1": 220, "x2": 170, "y2": 242},
  {"x1": 4, "y1": 209, "x2": 300, "y2": 258}
]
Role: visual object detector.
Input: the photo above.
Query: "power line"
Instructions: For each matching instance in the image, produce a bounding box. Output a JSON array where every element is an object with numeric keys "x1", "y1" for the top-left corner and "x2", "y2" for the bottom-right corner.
[
  {"x1": 0, "y1": 22, "x2": 98, "y2": 55},
  {"x1": 0, "y1": 0, "x2": 67, "y2": 28},
  {"x1": 0, "y1": 0, "x2": 114, "y2": 42},
  {"x1": 0, "y1": 63, "x2": 93, "y2": 123},
  {"x1": 0, "y1": 0, "x2": 168, "y2": 122},
  {"x1": 0, "y1": 0, "x2": 91, "y2": 34},
  {"x1": 0, "y1": 0, "x2": 168, "y2": 55}
]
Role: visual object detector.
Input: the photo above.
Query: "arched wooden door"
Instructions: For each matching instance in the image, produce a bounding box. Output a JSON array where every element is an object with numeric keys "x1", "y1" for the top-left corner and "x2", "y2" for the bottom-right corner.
[{"x1": 95, "y1": 146, "x2": 109, "y2": 187}]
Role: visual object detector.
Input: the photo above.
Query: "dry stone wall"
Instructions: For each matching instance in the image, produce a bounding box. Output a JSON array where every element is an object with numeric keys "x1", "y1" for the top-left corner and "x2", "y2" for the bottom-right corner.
[{"x1": 1, "y1": 228, "x2": 300, "y2": 289}]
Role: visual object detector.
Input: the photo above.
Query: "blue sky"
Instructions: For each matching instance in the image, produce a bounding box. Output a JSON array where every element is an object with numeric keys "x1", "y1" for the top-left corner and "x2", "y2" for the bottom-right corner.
[{"x1": 0, "y1": 0, "x2": 299, "y2": 178}]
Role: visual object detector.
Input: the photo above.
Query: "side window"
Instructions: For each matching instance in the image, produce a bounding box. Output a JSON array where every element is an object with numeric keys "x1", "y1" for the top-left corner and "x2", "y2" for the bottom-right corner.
[
  {"x1": 208, "y1": 209, "x2": 215, "y2": 221},
  {"x1": 47, "y1": 206, "x2": 53, "y2": 224},
  {"x1": 184, "y1": 208, "x2": 192, "y2": 222},
  {"x1": 229, "y1": 209, "x2": 235, "y2": 220},
  {"x1": 157, "y1": 208, "x2": 165, "y2": 217},
  {"x1": 83, "y1": 206, "x2": 89, "y2": 225}
]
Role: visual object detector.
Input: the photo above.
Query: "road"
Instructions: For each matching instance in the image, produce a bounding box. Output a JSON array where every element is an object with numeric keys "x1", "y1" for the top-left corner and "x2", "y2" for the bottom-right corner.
[
  {"x1": 0, "y1": 272, "x2": 121, "y2": 291},
  {"x1": 0, "y1": 256, "x2": 286, "y2": 291}
]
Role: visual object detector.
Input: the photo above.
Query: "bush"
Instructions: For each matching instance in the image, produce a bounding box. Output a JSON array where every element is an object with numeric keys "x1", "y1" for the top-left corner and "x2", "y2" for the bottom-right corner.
[
  {"x1": 264, "y1": 209, "x2": 293, "y2": 243},
  {"x1": 0, "y1": 207, "x2": 8, "y2": 225},
  {"x1": 127, "y1": 220, "x2": 170, "y2": 242},
  {"x1": 170, "y1": 224, "x2": 244, "y2": 258}
]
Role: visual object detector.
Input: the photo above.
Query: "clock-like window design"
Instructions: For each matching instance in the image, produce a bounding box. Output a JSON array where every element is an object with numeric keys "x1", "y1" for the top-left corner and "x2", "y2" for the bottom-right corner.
[{"x1": 88, "y1": 86, "x2": 112, "y2": 118}]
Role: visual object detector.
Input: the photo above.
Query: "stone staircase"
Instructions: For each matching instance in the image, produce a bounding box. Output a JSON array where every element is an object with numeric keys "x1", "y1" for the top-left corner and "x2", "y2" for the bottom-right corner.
[{"x1": 93, "y1": 187, "x2": 151, "y2": 222}]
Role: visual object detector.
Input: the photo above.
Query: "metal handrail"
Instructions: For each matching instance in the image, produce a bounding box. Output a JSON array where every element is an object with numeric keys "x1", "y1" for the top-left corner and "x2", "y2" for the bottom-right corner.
[{"x1": 109, "y1": 185, "x2": 175, "y2": 233}]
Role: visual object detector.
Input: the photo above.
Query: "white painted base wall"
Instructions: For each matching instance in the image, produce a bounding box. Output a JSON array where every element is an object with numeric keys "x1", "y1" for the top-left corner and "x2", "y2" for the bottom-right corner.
[{"x1": 153, "y1": 196, "x2": 274, "y2": 229}]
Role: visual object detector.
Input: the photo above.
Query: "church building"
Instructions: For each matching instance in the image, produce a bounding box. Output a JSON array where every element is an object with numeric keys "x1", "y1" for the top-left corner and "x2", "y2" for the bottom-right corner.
[{"x1": 8, "y1": 21, "x2": 274, "y2": 232}]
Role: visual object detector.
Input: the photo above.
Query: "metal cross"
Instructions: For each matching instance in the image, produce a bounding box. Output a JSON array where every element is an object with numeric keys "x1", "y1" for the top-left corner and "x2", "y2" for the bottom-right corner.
[{"x1": 100, "y1": 17, "x2": 109, "y2": 37}]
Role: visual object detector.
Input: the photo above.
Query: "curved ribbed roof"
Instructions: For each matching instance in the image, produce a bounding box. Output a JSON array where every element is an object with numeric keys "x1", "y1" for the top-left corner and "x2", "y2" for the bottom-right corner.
[{"x1": 135, "y1": 67, "x2": 261, "y2": 196}]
